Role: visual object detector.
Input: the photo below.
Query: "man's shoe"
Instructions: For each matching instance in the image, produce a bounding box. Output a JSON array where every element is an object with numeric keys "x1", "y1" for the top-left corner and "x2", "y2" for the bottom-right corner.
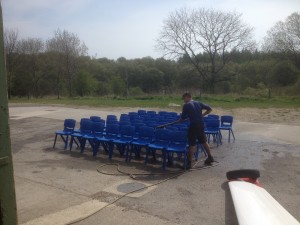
[{"x1": 204, "y1": 156, "x2": 214, "y2": 165}]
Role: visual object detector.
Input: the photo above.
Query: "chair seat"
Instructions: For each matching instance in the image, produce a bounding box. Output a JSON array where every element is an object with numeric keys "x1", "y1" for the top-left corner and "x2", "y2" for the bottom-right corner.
[
  {"x1": 219, "y1": 125, "x2": 232, "y2": 129},
  {"x1": 113, "y1": 138, "x2": 132, "y2": 144},
  {"x1": 205, "y1": 130, "x2": 219, "y2": 134},
  {"x1": 132, "y1": 139, "x2": 151, "y2": 146},
  {"x1": 55, "y1": 130, "x2": 73, "y2": 135},
  {"x1": 82, "y1": 134, "x2": 95, "y2": 139},
  {"x1": 148, "y1": 142, "x2": 169, "y2": 150},
  {"x1": 166, "y1": 143, "x2": 188, "y2": 152},
  {"x1": 96, "y1": 135, "x2": 116, "y2": 142}
]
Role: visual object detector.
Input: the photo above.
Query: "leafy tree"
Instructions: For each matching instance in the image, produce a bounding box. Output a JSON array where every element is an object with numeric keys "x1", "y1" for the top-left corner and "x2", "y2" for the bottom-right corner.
[
  {"x1": 156, "y1": 7, "x2": 255, "y2": 93},
  {"x1": 46, "y1": 29, "x2": 88, "y2": 97},
  {"x1": 4, "y1": 28, "x2": 19, "y2": 99},
  {"x1": 75, "y1": 70, "x2": 98, "y2": 96},
  {"x1": 263, "y1": 12, "x2": 300, "y2": 69},
  {"x1": 17, "y1": 38, "x2": 44, "y2": 97},
  {"x1": 110, "y1": 76, "x2": 126, "y2": 96}
]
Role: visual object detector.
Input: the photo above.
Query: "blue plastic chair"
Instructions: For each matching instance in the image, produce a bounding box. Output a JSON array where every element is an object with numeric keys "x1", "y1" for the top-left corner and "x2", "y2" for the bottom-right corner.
[
  {"x1": 219, "y1": 115, "x2": 235, "y2": 142},
  {"x1": 165, "y1": 131, "x2": 188, "y2": 170},
  {"x1": 95, "y1": 124, "x2": 119, "y2": 156},
  {"x1": 53, "y1": 119, "x2": 76, "y2": 149},
  {"x1": 129, "y1": 126, "x2": 155, "y2": 161},
  {"x1": 78, "y1": 122, "x2": 105, "y2": 156},
  {"x1": 69, "y1": 119, "x2": 93, "y2": 152},
  {"x1": 145, "y1": 129, "x2": 171, "y2": 166},
  {"x1": 112, "y1": 125, "x2": 135, "y2": 160},
  {"x1": 205, "y1": 119, "x2": 222, "y2": 147},
  {"x1": 73, "y1": 118, "x2": 90, "y2": 133}
]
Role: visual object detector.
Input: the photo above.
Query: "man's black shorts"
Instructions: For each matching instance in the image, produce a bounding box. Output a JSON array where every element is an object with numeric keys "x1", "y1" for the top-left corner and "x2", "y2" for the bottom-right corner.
[{"x1": 188, "y1": 123, "x2": 207, "y2": 146}]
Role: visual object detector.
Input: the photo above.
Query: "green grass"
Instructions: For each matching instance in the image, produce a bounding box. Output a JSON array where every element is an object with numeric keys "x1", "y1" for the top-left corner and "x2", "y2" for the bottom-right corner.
[{"x1": 9, "y1": 95, "x2": 300, "y2": 109}]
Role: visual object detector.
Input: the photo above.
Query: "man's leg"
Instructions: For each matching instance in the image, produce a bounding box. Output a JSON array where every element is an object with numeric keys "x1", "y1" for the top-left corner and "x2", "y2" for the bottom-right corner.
[
  {"x1": 202, "y1": 142, "x2": 212, "y2": 157},
  {"x1": 202, "y1": 142, "x2": 214, "y2": 164},
  {"x1": 198, "y1": 126, "x2": 214, "y2": 164},
  {"x1": 188, "y1": 145, "x2": 196, "y2": 162}
]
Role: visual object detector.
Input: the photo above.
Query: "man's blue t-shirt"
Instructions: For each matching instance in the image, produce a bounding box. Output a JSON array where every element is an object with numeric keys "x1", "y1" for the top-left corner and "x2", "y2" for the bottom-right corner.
[{"x1": 180, "y1": 100, "x2": 212, "y2": 125}]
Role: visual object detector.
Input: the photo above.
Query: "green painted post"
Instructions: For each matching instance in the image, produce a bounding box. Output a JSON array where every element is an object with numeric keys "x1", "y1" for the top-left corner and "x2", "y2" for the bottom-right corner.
[{"x1": 0, "y1": 2, "x2": 18, "y2": 225}]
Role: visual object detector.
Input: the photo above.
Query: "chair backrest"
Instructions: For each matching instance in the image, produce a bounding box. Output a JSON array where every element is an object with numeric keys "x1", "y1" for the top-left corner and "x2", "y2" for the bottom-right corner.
[
  {"x1": 106, "y1": 115, "x2": 117, "y2": 121},
  {"x1": 80, "y1": 119, "x2": 93, "y2": 134},
  {"x1": 158, "y1": 111, "x2": 168, "y2": 116},
  {"x1": 206, "y1": 119, "x2": 220, "y2": 129},
  {"x1": 221, "y1": 115, "x2": 233, "y2": 126},
  {"x1": 119, "y1": 125, "x2": 135, "y2": 137},
  {"x1": 166, "y1": 126, "x2": 178, "y2": 131},
  {"x1": 134, "y1": 123, "x2": 146, "y2": 133},
  {"x1": 138, "y1": 110, "x2": 146, "y2": 115},
  {"x1": 64, "y1": 119, "x2": 76, "y2": 132},
  {"x1": 80, "y1": 118, "x2": 90, "y2": 125},
  {"x1": 119, "y1": 121, "x2": 131, "y2": 126},
  {"x1": 106, "y1": 124, "x2": 119, "y2": 135},
  {"x1": 131, "y1": 119, "x2": 143, "y2": 124},
  {"x1": 147, "y1": 111, "x2": 157, "y2": 115},
  {"x1": 138, "y1": 126, "x2": 154, "y2": 139},
  {"x1": 145, "y1": 121, "x2": 157, "y2": 127},
  {"x1": 154, "y1": 129, "x2": 170, "y2": 142},
  {"x1": 90, "y1": 116, "x2": 101, "y2": 122},
  {"x1": 129, "y1": 114, "x2": 139, "y2": 121},
  {"x1": 92, "y1": 122, "x2": 105, "y2": 134},
  {"x1": 167, "y1": 112, "x2": 178, "y2": 117},
  {"x1": 208, "y1": 114, "x2": 220, "y2": 120},
  {"x1": 171, "y1": 130, "x2": 188, "y2": 143}
]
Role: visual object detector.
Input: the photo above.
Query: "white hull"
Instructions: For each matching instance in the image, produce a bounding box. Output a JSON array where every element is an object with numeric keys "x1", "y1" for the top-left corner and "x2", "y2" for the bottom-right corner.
[{"x1": 229, "y1": 181, "x2": 300, "y2": 225}]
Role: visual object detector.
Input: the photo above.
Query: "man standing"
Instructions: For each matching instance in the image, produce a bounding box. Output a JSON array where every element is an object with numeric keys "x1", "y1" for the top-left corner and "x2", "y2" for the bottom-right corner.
[{"x1": 160, "y1": 92, "x2": 214, "y2": 169}]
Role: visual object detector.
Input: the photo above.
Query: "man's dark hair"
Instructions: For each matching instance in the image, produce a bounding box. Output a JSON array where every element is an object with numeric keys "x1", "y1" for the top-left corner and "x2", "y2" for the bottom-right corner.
[{"x1": 182, "y1": 92, "x2": 192, "y2": 98}]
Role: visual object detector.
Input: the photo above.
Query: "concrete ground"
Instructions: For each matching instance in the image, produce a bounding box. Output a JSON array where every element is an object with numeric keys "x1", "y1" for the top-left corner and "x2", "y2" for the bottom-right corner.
[{"x1": 8, "y1": 104, "x2": 300, "y2": 225}]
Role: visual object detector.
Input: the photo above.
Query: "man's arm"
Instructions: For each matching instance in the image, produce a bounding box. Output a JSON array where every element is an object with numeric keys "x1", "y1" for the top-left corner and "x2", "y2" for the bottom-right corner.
[
  {"x1": 200, "y1": 102, "x2": 212, "y2": 117},
  {"x1": 156, "y1": 118, "x2": 184, "y2": 128},
  {"x1": 202, "y1": 108, "x2": 212, "y2": 117}
]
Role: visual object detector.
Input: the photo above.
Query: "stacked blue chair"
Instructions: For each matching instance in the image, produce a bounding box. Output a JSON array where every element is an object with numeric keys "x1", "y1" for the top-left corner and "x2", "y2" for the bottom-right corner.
[
  {"x1": 133, "y1": 123, "x2": 146, "y2": 138},
  {"x1": 145, "y1": 129, "x2": 170, "y2": 166},
  {"x1": 205, "y1": 119, "x2": 222, "y2": 147},
  {"x1": 112, "y1": 125, "x2": 135, "y2": 160},
  {"x1": 95, "y1": 124, "x2": 119, "y2": 156},
  {"x1": 106, "y1": 115, "x2": 118, "y2": 125},
  {"x1": 80, "y1": 122, "x2": 105, "y2": 156},
  {"x1": 129, "y1": 126, "x2": 155, "y2": 161},
  {"x1": 69, "y1": 119, "x2": 93, "y2": 152},
  {"x1": 219, "y1": 115, "x2": 235, "y2": 142},
  {"x1": 74, "y1": 118, "x2": 90, "y2": 133},
  {"x1": 164, "y1": 130, "x2": 188, "y2": 170},
  {"x1": 53, "y1": 119, "x2": 76, "y2": 149}
]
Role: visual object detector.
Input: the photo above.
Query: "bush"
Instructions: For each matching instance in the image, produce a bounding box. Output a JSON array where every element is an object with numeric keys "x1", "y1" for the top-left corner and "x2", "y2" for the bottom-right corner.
[{"x1": 129, "y1": 87, "x2": 144, "y2": 96}]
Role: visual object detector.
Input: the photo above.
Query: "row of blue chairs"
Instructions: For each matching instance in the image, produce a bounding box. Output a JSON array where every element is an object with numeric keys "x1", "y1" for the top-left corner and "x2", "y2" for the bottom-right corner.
[{"x1": 53, "y1": 118, "x2": 205, "y2": 170}]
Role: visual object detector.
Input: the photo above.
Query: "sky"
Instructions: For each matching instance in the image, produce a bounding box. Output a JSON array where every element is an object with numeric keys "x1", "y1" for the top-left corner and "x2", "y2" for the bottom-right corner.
[{"x1": 2, "y1": 0, "x2": 300, "y2": 59}]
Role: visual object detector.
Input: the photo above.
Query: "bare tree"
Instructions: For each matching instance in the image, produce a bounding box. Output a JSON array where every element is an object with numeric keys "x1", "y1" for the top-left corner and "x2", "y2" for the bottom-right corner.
[
  {"x1": 4, "y1": 28, "x2": 19, "y2": 99},
  {"x1": 18, "y1": 38, "x2": 44, "y2": 98},
  {"x1": 263, "y1": 12, "x2": 300, "y2": 69},
  {"x1": 46, "y1": 29, "x2": 88, "y2": 97},
  {"x1": 156, "y1": 8, "x2": 255, "y2": 92}
]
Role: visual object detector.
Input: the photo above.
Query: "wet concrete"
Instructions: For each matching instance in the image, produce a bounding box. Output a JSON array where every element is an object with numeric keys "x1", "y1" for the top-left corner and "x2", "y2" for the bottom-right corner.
[{"x1": 8, "y1": 105, "x2": 300, "y2": 225}]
